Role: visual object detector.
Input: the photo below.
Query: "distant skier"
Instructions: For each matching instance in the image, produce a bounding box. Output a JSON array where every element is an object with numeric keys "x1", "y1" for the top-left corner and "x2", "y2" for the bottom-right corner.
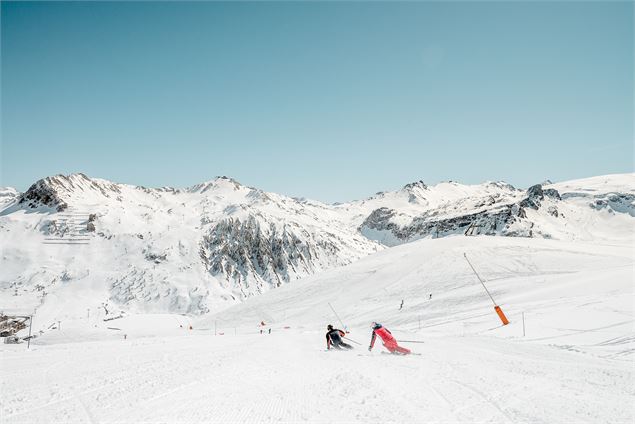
[
  {"x1": 326, "y1": 324, "x2": 353, "y2": 350},
  {"x1": 399, "y1": 300, "x2": 404, "y2": 310},
  {"x1": 368, "y1": 322, "x2": 411, "y2": 355}
]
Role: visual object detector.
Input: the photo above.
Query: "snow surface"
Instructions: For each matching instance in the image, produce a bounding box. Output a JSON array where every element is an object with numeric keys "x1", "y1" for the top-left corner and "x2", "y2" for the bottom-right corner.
[
  {"x1": 0, "y1": 173, "x2": 383, "y2": 317},
  {"x1": 0, "y1": 187, "x2": 19, "y2": 210},
  {"x1": 2, "y1": 236, "x2": 633, "y2": 423},
  {"x1": 2, "y1": 173, "x2": 633, "y2": 321}
]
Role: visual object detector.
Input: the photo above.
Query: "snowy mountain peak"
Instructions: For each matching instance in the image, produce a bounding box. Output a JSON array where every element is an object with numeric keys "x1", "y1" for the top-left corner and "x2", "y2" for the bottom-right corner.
[
  {"x1": 187, "y1": 176, "x2": 244, "y2": 194},
  {"x1": 402, "y1": 180, "x2": 428, "y2": 191},
  {"x1": 1, "y1": 172, "x2": 633, "y2": 320},
  {"x1": 485, "y1": 181, "x2": 517, "y2": 191},
  {"x1": 18, "y1": 173, "x2": 123, "y2": 211}
]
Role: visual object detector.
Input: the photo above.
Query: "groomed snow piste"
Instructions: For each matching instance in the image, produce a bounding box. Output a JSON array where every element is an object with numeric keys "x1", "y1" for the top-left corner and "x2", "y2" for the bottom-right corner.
[{"x1": 2, "y1": 235, "x2": 633, "y2": 423}]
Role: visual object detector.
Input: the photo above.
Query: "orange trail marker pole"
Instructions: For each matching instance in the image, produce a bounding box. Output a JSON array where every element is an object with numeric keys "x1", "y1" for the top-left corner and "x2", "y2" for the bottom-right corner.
[
  {"x1": 494, "y1": 305, "x2": 510, "y2": 326},
  {"x1": 464, "y1": 253, "x2": 510, "y2": 325}
]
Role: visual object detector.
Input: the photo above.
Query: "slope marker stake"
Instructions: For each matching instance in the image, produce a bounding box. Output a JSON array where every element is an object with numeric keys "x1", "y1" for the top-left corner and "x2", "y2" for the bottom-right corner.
[
  {"x1": 464, "y1": 253, "x2": 509, "y2": 326},
  {"x1": 328, "y1": 302, "x2": 348, "y2": 332}
]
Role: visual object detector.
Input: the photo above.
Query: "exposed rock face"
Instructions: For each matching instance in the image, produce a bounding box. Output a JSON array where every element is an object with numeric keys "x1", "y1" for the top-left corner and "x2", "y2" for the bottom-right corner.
[
  {"x1": 403, "y1": 181, "x2": 428, "y2": 191},
  {"x1": 87, "y1": 214, "x2": 97, "y2": 232},
  {"x1": 402, "y1": 181, "x2": 429, "y2": 204},
  {"x1": 360, "y1": 208, "x2": 400, "y2": 234},
  {"x1": 199, "y1": 216, "x2": 349, "y2": 296},
  {"x1": 362, "y1": 204, "x2": 530, "y2": 243},
  {"x1": 40, "y1": 220, "x2": 66, "y2": 237},
  {"x1": 590, "y1": 193, "x2": 635, "y2": 217},
  {"x1": 18, "y1": 173, "x2": 123, "y2": 211},
  {"x1": 20, "y1": 180, "x2": 69, "y2": 211},
  {"x1": 405, "y1": 206, "x2": 521, "y2": 238},
  {"x1": 3, "y1": 172, "x2": 633, "y2": 317},
  {"x1": 358, "y1": 184, "x2": 568, "y2": 244},
  {"x1": 544, "y1": 189, "x2": 561, "y2": 201},
  {"x1": 520, "y1": 184, "x2": 544, "y2": 210},
  {"x1": 145, "y1": 251, "x2": 167, "y2": 264}
]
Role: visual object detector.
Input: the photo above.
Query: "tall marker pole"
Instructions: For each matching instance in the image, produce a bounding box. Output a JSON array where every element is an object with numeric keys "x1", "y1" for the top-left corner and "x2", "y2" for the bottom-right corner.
[
  {"x1": 464, "y1": 253, "x2": 509, "y2": 325},
  {"x1": 522, "y1": 312, "x2": 525, "y2": 337},
  {"x1": 27, "y1": 315, "x2": 33, "y2": 349},
  {"x1": 328, "y1": 302, "x2": 348, "y2": 332}
]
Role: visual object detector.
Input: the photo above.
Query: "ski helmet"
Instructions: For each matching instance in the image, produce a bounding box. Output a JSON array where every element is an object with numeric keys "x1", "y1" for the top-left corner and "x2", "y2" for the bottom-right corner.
[
  {"x1": 372, "y1": 322, "x2": 382, "y2": 329},
  {"x1": 327, "y1": 324, "x2": 333, "y2": 331}
]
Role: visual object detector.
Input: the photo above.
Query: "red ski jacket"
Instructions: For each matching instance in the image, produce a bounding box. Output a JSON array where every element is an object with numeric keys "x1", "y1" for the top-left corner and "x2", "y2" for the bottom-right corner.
[{"x1": 369, "y1": 326, "x2": 396, "y2": 348}]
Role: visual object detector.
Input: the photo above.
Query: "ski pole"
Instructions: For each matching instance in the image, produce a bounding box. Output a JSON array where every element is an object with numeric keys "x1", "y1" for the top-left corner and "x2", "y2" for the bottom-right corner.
[
  {"x1": 343, "y1": 336, "x2": 362, "y2": 345},
  {"x1": 328, "y1": 302, "x2": 348, "y2": 332},
  {"x1": 397, "y1": 340, "x2": 426, "y2": 344}
]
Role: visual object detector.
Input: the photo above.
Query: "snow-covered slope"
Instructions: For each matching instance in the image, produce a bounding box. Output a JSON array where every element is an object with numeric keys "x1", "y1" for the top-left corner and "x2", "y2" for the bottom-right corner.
[
  {"x1": 1, "y1": 173, "x2": 633, "y2": 322},
  {"x1": 4, "y1": 236, "x2": 632, "y2": 423},
  {"x1": 0, "y1": 187, "x2": 19, "y2": 210},
  {"x1": 352, "y1": 174, "x2": 635, "y2": 245},
  {"x1": 196, "y1": 236, "x2": 633, "y2": 355},
  {"x1": 0, "y1": 174, "x2": 379, "y2": 317}
]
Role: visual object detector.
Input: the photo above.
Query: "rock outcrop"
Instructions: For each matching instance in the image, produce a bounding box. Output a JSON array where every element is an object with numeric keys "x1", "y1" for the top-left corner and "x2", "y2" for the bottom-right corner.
[{"x1": 199, "y1": 216, "x2": 353, "y2": 296}]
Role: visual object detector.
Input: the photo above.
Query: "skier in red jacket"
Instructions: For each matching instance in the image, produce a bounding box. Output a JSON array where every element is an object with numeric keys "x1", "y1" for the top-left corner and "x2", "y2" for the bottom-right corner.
[{"x1": 368, "y1": 322, "x2": 411, "y2": 355}]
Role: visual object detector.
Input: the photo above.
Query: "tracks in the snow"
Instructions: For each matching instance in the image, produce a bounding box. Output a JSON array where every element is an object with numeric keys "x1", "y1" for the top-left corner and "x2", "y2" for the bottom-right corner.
[{"x1": 4, "y1": 332, "x2": 633, "y2": 423}]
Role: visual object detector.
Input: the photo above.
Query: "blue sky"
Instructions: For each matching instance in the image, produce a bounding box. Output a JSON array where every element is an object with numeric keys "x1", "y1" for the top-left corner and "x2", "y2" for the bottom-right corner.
[{"x1": 1, "y1": 1, "x2": 632, "y2": 202}]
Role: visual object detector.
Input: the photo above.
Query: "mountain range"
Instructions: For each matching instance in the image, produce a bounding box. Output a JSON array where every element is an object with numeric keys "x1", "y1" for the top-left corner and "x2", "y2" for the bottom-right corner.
[{"x1": 1, "y1": 173, "x2": 633, "y2": 319}]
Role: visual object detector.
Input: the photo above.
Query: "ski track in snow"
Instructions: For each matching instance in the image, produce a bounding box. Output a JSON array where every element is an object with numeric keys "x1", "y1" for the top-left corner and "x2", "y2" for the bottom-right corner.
[
  {"x1": 2, "y1": 331, "x2": 634, "y2": 424},
  {"x1": 2, "y1": 231, "x2": 634, "y2": 423}
]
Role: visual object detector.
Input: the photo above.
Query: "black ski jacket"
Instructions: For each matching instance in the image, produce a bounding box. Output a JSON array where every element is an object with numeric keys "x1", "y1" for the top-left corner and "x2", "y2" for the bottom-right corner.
[{"x1": 326, "y1": 328, "x2": 346, "y2": 349}]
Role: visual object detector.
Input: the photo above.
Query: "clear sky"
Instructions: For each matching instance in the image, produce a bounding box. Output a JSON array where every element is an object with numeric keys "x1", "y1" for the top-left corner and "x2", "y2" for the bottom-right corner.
[{"x1": 1, "y1": 1, "x2": 633, "y2": 202}]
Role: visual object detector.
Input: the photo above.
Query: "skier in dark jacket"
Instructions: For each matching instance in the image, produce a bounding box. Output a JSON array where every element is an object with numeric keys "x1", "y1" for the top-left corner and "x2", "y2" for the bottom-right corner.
[
  {"x1": 368, "y1": 322, "x2": 411, "y2": 355},
  {"x1": 326, "y1": 324, "x2": 353, "y2": 350}
]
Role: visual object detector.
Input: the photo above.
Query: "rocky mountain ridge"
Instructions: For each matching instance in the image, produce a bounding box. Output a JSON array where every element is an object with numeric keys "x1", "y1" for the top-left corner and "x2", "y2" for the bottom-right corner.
[{"x1": 1, "y1": 173, "x2": 633, "y2": 318}]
